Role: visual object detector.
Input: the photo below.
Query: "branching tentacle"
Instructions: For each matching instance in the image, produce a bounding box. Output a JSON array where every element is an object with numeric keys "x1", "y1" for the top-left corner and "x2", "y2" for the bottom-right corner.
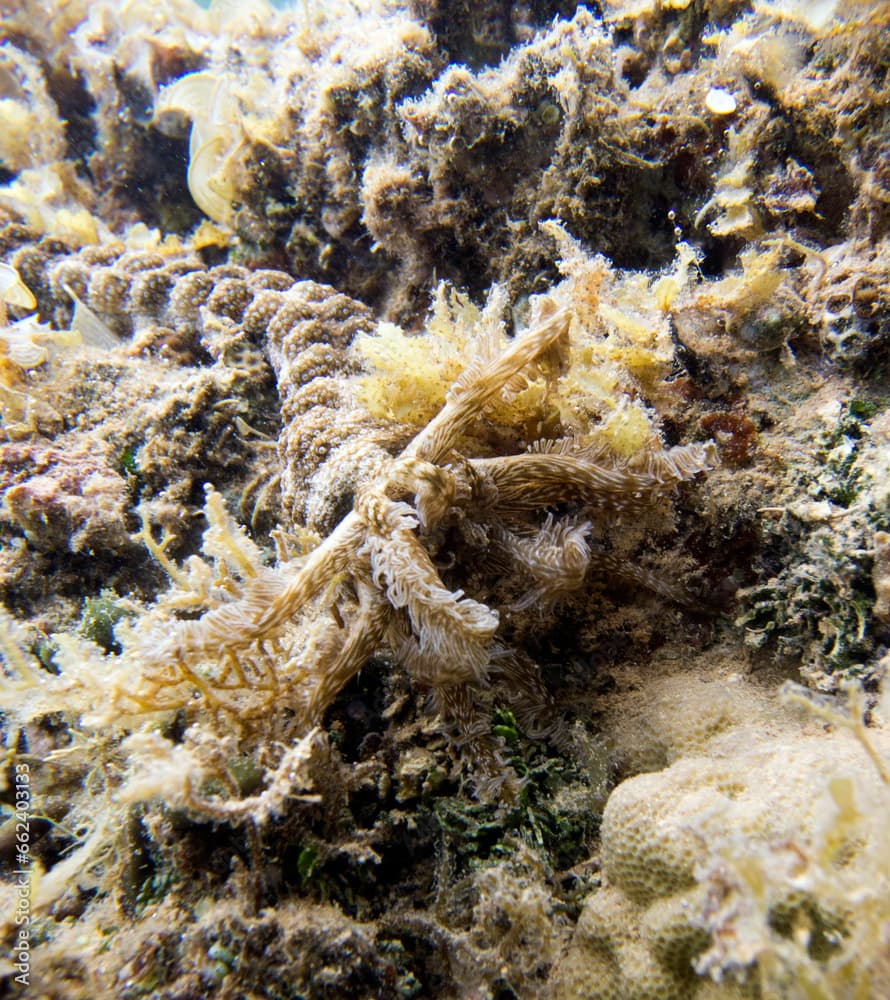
[
  {"x1": 493, "y1": 515, "x2": 592, "y2": 611},
  {"x1": 488, "y1": 649, "x2": 573, "y2": 750},
  {"x1": 362, "y1": 494, "x2": 499, "y2": 687},
  {"x1": 431, "y1": 682, "x2": 519, "y2": 801},
  {"x1": 407, "y1": 301, "x2": 569, "y2": 463},
  {"x1": 470, "y1": 441, "x2": 717, "y2": 514},
  {"x1": 307, "y1": 579, "x2": 391, "y2": 723}
]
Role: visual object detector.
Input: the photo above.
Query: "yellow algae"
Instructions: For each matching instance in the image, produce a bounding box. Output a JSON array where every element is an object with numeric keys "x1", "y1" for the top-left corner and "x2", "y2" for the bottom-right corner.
[
  {"x1": 600, "y1": 401, "x2": 659, "y2": 457},
  {"x1": 356, "y1": 319, "x2": 463, "y2": 424}
]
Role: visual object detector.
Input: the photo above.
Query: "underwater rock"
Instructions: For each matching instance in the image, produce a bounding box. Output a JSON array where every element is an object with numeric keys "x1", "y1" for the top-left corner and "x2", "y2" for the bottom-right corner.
[{"x1": 0, "y1": 438, "x2": 132, "y2": 554}]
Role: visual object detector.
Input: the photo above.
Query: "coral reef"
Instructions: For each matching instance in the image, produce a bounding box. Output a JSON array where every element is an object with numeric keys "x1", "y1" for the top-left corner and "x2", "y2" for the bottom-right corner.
[
  {"x1": 551, "y1": 669, "x2": 890, "y2": 999},
  {"x1": 0, "y1": 0, "x2": 889, "y2": 996},
  {"x1": 1, "y1": 240, "x2": 717, "y2": 789}
]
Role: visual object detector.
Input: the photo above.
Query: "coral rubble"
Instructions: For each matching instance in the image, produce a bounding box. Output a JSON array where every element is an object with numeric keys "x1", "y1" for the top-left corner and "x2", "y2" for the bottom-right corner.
[{"x1": 1, "y1": 0, "x2": 889, "y2": 996}]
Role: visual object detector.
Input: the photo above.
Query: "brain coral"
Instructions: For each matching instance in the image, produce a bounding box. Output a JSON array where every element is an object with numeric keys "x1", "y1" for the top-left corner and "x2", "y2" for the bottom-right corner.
[{"x1": 550, "y1": 672, "x2": 890, "y2": 999}]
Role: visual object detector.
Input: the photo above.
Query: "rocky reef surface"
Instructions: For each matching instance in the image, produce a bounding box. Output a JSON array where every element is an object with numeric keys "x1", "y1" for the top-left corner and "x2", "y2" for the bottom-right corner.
[{"x1": 0, "y1": 1, "x2": 889, "y2": 997}]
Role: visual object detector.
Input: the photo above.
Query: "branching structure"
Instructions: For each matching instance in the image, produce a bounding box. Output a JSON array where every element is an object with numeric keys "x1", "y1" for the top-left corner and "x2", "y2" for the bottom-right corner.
[
  {"x1": 0, "y1": 237, "x2": 718, "y2": 798},
  {"x1": 114, "y1": 300, "x2": 713, "y2": 794}
]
